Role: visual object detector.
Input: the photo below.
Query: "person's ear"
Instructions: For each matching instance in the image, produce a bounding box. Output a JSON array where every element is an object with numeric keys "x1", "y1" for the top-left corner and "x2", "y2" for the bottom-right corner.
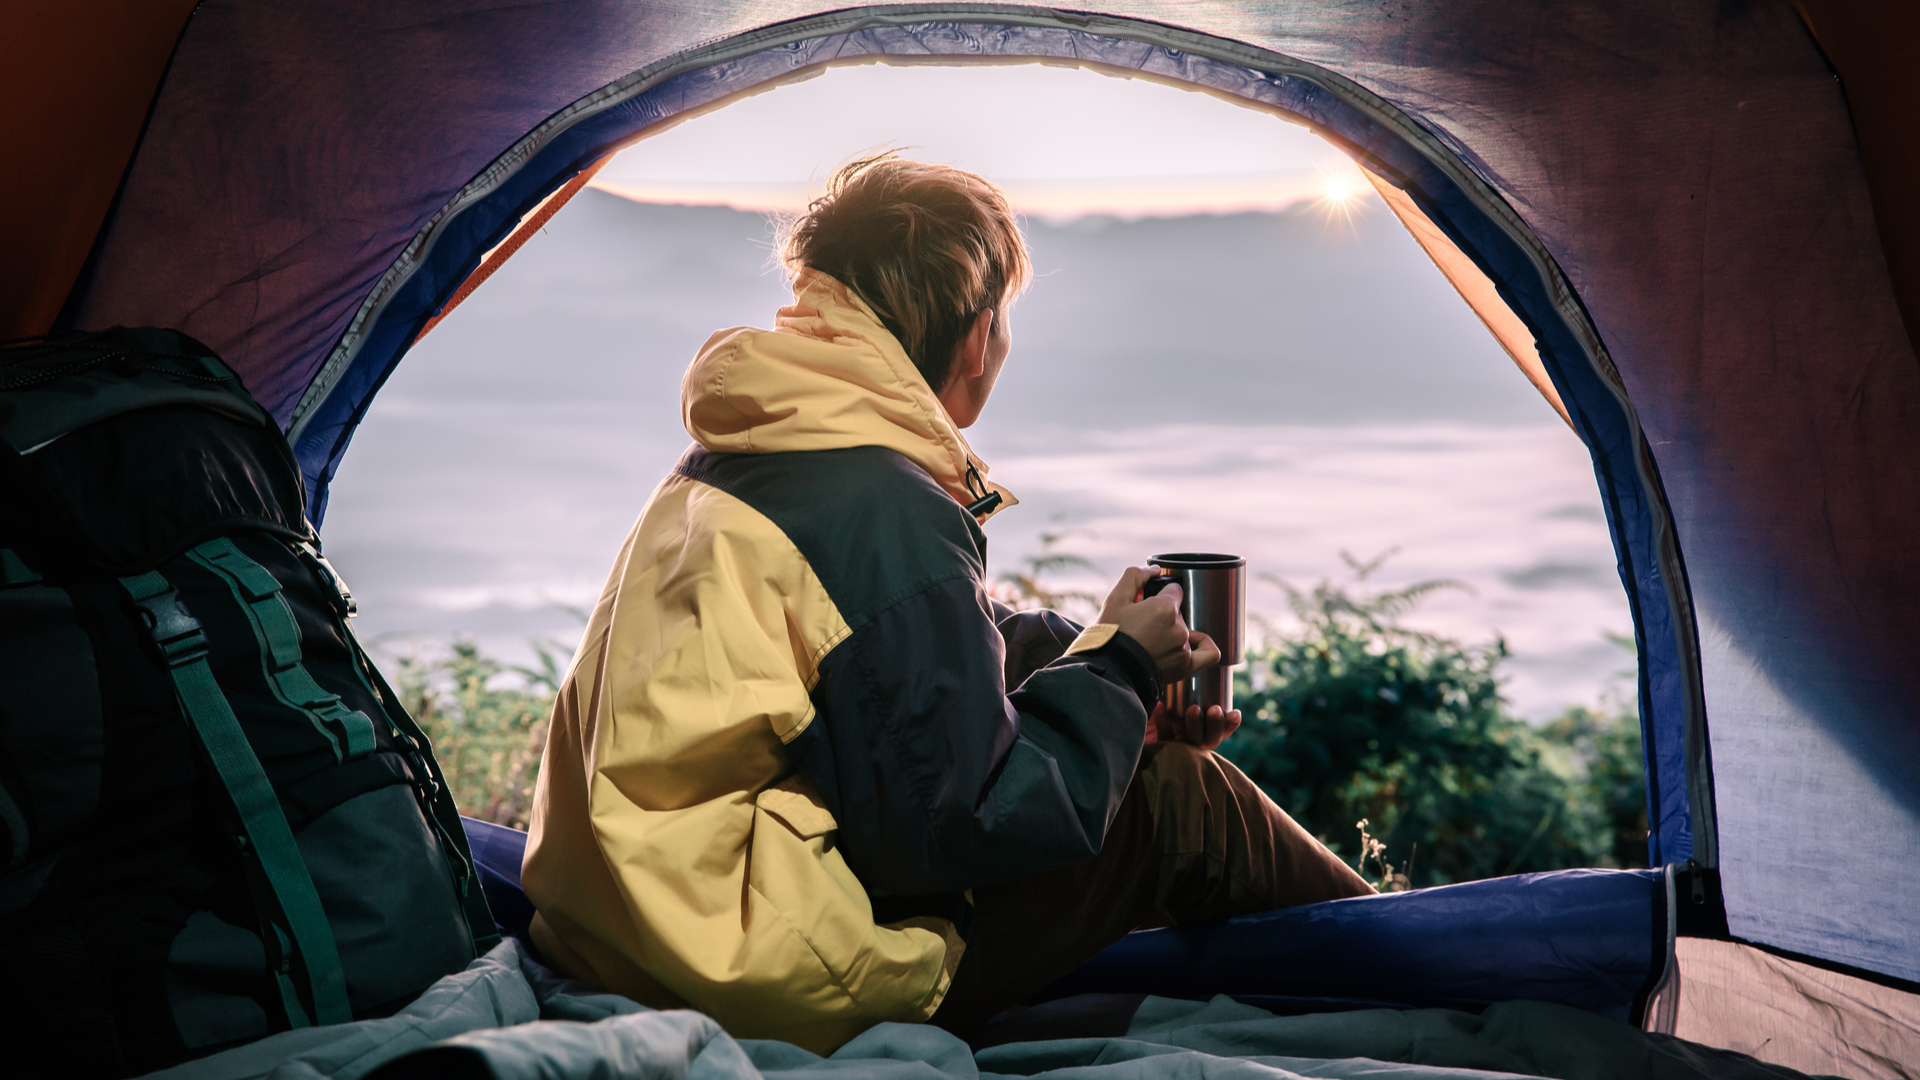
[{"x1": 955, "y1": 310, "x2": 994, "y2": 381}]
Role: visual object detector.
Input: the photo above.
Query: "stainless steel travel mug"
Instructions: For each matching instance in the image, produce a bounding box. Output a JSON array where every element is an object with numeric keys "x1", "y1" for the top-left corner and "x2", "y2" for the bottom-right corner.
[{"x1": 1141, "y1": 552, "x2": 1246, "y2": 714}]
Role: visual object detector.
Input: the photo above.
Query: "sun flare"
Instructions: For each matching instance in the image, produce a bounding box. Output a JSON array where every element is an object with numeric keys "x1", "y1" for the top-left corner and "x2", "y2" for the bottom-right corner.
[
  {"x1": 1312, "y1": 161, "x2": 1371, "y2": 228},
  {"x1": 1316, "y1": 163, "x2": 1367, "y2": 206}
]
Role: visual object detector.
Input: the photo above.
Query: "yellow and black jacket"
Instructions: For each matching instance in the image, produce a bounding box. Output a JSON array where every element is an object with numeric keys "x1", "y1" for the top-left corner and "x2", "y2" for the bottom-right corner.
[{"x1": 521, "y1": 270, "x2": 1157, "y2": 1052}]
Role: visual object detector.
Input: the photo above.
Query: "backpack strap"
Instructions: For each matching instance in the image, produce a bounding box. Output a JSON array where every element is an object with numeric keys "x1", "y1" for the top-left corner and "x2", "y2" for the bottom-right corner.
[
  {"x1": 298, "y1": 544, "x2": 503, "y2": 955},
  {"x1": 119, "y1": 570, "x2": 354, "y2": 1028},
  {"x1": 186, "y1": 538, "x2": 377, "y2": 761}
]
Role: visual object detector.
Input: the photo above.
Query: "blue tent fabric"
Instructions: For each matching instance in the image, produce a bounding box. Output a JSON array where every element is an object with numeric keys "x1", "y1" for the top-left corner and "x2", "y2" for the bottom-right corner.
[{"x1": 62, "y1": 1, "x2": 1920, "y2": 990}]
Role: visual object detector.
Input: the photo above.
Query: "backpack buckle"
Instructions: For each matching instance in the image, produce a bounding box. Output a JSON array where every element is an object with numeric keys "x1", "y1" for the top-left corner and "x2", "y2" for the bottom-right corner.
[{"x1": 120, "y1": 572, "x2": 210, "y2": 667}]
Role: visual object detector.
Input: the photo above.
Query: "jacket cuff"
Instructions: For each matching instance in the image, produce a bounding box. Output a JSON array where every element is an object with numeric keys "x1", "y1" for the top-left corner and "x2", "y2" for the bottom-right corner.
[
  {"x1": 1061, "y1": 622, "x2": 1117, "y2": 655},
  {"x1": 1089, "y1": 631, "x2": 1162, "y2": 713}
]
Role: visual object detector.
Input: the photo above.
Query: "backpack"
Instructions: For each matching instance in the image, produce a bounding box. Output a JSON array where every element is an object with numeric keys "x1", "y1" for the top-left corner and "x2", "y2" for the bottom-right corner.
[{"x1": 0, "y1": 328, "x2": 499, "y2": 1077}]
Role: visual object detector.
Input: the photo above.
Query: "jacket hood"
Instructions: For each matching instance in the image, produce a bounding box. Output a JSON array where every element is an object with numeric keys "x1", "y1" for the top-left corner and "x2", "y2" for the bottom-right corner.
[{"x1": 682, "y1": 269, "x2": 1013, "y2": 518}]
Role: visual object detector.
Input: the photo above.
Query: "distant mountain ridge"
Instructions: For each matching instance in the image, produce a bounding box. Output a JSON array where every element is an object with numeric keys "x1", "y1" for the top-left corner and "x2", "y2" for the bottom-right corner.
[{"x1": 410, "y1": 189, "x2": 1556, "y2": 436}]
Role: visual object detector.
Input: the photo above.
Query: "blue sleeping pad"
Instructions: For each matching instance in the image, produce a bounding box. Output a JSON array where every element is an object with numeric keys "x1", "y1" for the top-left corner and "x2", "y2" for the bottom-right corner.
[
  {"x1": 1043, "y1": 867, "x2": 1665, "y2": 1022},
  {"x1": 457, "y1": 820, "x2": 1664, "y2": 1023}
]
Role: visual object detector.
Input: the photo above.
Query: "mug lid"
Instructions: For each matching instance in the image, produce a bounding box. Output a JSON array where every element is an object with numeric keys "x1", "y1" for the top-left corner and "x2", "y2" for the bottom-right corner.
[{"x1": 1149, "y1": 552, "x2": 1245, "y2": 569}]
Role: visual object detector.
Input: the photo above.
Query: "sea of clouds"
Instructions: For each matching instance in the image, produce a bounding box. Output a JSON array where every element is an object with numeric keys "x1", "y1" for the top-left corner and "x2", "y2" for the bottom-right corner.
[{"x1": 321, "y1": 191, "x2": 1633, "y2": 721}]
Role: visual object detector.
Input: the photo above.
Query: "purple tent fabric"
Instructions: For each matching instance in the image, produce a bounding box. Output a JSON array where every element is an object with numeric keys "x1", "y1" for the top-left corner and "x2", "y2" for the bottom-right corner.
[{"x1": 63, "y1": 0, "x2": 1920, "y2": 990}]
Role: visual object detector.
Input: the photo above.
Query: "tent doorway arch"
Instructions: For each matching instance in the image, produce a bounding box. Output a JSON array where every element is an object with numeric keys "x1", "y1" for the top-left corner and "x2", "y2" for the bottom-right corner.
[{"x1": 273, "y1": 9, "x2": 1712, "y2": 879}]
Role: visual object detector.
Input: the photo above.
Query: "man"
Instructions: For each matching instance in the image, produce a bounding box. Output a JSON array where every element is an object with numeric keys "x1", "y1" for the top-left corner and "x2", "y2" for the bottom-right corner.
[{"x1": 522, "y1": 153, "x2": 1370, "y2": 1053}]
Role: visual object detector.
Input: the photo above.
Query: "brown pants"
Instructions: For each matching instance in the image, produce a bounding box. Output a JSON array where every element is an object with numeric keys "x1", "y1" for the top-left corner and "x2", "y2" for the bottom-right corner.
[{"x1": 929, "y1": 742, "x2": 1373, "y2": 1036}]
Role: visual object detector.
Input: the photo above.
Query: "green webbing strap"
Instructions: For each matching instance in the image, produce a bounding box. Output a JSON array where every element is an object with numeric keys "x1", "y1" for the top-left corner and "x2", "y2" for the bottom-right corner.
[
  {"x1": 297, "y1": 544, "x2": 502, "y2": 955},
  {"x1": 188, "y1": 538, "x2": 377, "y2": 761},
  {"x1": 119, "y1": 571, "x2": 354, "y2": 1027}
]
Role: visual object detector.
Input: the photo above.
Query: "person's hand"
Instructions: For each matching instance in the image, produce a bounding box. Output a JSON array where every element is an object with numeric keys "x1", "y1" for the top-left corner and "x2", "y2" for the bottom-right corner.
[
  {"x1": 1147, "y1": 702, "x2": 1243, "y2": 750},
  {"x1": 1097, "y1": 567, "x2": 1222, "y2": 682}
]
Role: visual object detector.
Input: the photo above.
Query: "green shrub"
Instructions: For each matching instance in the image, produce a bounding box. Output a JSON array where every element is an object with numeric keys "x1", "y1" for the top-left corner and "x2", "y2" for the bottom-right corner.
[
  {"x1": 1537, "y1": 703, "x2": 1650, "y2": 872},
  {"x1": 989, "y1": 528, "x2": 1103, "y2": 623},
  {"x1": 1218, "y1": 552, "x2": 1646, "y2": 887},
  {"x1": 392, "y1": 637, "x2": 565, "y2": 828}
]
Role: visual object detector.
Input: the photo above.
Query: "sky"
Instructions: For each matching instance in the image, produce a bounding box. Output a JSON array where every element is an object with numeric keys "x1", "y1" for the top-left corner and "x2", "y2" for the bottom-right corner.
[
  {"x1": 591, "y1": 62, "x2": 1366, "y2": 218},
  {"x1": 321, "y1": 62, "x2": 1634, "y2": 721}
]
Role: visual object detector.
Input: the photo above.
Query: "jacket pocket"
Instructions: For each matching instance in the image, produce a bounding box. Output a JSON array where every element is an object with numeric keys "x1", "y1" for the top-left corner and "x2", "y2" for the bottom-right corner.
[
  {"x1": 744, "y1": 776, "x2": 956, "y2": 1030},
  {"x1": 756, "y1": 775, "x2": 838, "y2": 839}
]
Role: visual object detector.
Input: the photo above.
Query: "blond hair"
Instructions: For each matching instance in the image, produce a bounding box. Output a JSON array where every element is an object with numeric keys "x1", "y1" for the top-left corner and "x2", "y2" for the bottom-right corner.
[{"x1": 780, "y1": 151, "x2": 1031, "y2": 392}]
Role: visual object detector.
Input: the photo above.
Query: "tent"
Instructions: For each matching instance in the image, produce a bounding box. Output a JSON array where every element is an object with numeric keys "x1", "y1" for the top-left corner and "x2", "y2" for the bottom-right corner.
[{"x1": 5, "y1": 1, "x2": 1917, "y2": 1074}]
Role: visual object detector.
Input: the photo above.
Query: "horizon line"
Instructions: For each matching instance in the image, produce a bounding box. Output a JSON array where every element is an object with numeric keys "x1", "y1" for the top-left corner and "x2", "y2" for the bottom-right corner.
[{"x1": 586, "y1": 172, "x2": 1374, "y2": 222}]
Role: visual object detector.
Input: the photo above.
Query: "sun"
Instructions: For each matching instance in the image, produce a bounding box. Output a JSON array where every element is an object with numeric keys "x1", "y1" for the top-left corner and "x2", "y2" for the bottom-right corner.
[
  {"x1": 1318, "y1": 167, "x2": 1365, "y2": 205},
  {"x1": 1312, "y1": 161, "x2": 1370, "y2": 229}
]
